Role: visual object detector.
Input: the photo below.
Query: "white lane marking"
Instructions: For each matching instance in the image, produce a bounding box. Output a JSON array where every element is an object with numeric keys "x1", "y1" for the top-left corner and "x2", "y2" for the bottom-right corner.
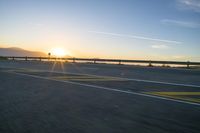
[
  {"x1": 40, "y1": 70, "x2": 200, "y2": 88},
  {"x1": 1, "y1": 66, "x2": 200, "y2": 88},
  {"x1": 6, "y1": 71, "x2": 200, "y2": 106}
]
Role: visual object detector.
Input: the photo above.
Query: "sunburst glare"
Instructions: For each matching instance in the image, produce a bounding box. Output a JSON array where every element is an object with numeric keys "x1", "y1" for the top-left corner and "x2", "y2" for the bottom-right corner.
[{"x1": 51, "y1": 48, "x2": 68, "y2": 57}]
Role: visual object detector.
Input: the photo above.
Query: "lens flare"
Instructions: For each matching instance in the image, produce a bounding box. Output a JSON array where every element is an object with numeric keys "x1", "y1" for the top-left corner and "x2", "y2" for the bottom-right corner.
[{"x1": 51, "y1": 48, "x2": 67, "y2": 57}]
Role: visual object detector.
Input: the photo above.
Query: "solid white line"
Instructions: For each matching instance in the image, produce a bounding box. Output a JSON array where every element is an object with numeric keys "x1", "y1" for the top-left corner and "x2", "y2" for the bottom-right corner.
[
  {"x1": 41, "y1": 70, "x2": 200, "y2": 88},
  {"x1": 6, "y1": 71, "x2": 200, "y2": 106},
  {"x1": 123, "y1": 77, "x2": 200, "y2": 88}
]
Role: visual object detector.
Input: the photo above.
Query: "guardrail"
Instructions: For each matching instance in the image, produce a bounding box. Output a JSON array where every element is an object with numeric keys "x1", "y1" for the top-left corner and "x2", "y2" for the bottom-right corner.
[{"x1": 2, "y1": 56, "x2": 200, "y2": 68}]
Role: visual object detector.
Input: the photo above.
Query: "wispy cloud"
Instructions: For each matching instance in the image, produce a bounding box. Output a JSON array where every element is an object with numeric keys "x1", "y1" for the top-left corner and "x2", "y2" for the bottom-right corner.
[
  {"x1": 161, "y1": 19, "x2": 200, "y2": 28},
  {"x1": 176, "y1": 0, "x2": 200, "y2": 12},
  {"x1": 172, "y1": 55, "x2": 186, "y2": 59},
  {"x1": 88, "y1": 31, "x2": 181, "y2": 44},
  {"x1": 151, "y1": 44, "x2": 169, "y2": 49},
  {"x1": 28, "y1": 22, "x2": 44, "y2": 28}
]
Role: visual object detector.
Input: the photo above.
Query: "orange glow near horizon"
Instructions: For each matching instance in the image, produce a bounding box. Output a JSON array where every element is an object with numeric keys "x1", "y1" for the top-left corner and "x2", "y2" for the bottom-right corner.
[{"x1": 51, "y1": 48, "x2": 70, "y2": 57}]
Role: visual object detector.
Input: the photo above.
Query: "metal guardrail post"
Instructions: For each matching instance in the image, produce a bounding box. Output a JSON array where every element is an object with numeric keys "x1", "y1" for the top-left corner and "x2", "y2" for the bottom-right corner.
[
  {"x1": 39, "y1": 57, "x2": 42, "y2": 61},
  {"x1": 119, "y1": 60, "x2": 121, "y2": 65},
  {"x1": 12, "y1": 57, "x2": 14, "y2": 60},
  {"x1": 187, "y1": 61, "x2": 190, "y2": 68},
  {"x1": 73, "y1": 58, "x2": 75, "y2": 63},
  {"x1": 149, "y1": 60, "x2": 152, "y2": 67},
  {"x1": 94, "y1": 59, "x2": 96, "y2": 64},
  {"x1": 25, "y1": 56, "x2": 28, "y2": 61}
]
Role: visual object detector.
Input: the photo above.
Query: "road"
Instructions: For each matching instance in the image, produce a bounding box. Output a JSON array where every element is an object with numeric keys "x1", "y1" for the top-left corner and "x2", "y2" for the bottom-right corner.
[{"x1": 0, "y1": 60, "x2": 200, "y2": 133}]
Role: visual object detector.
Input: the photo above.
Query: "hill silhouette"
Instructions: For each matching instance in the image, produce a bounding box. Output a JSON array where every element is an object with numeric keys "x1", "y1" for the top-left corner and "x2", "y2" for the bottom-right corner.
[{"x1": 0, "y1": 47, "x2": 47, "y2": 57}]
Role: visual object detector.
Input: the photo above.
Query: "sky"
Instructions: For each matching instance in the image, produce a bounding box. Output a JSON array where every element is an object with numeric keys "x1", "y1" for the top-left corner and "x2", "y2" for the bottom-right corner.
[{"x1": 0, "y1": 0, "x2": 200, "y2": 61}]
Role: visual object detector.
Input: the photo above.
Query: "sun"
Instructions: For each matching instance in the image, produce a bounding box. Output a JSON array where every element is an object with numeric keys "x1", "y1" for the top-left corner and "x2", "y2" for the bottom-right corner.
[{"x1": 51, "y1": 48, "x2": 67, "y2": 57}]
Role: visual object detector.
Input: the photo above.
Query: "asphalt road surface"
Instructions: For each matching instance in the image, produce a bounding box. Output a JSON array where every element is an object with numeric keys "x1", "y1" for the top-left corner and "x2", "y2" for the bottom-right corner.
[{"x1": 0, "y1": 60, "x2": 200, "y2": 133}]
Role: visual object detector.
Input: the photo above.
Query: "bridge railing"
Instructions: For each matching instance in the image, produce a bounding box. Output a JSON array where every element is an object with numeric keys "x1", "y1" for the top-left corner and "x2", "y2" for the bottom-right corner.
[{"x1": 3, "y1": 56, "x2": 200, "y2": 68}]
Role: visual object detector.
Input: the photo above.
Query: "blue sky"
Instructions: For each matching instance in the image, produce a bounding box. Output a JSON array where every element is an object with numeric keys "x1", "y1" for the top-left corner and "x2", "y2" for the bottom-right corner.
[{"x1": 0, "y1": 0, "x2": 200, "y2": 61}]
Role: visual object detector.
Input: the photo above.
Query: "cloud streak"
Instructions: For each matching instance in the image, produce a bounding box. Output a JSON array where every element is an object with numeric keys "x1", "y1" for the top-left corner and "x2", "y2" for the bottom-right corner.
[
  {"x1": 88, "y1": 31, "x2": 181, "y2": 44},
  {"x1": 176, "y1": 0, "x2": 200, "y2": 12},
  {"x1": 151, "y1": 44, "x2": 169, "y2": 49},
  {"x1": 161, "y1": 19, "x2": 200, "y2": 28}
]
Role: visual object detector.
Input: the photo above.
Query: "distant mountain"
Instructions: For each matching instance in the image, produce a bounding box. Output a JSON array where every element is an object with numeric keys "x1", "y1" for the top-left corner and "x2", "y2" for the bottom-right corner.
[{"x1": 0, "y1": 47, "x2": 47, "y2": 57}]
